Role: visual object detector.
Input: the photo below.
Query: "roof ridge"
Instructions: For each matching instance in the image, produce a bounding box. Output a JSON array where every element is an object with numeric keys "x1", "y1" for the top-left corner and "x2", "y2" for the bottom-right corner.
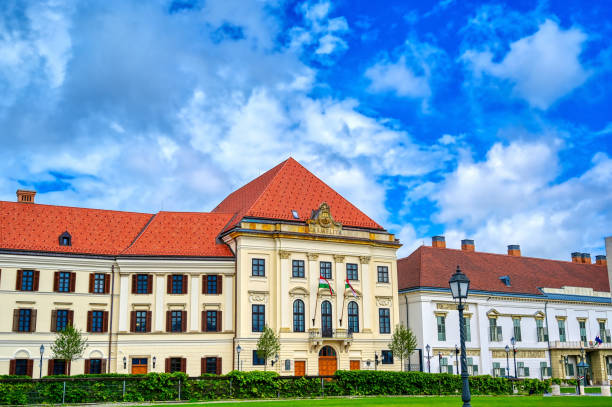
[
  {"x1": 120, "y1": 213, "x2": 157, "y2": 255},
  {"x1": 0, "y1": 200, "x2": 152, "y2": 215}
]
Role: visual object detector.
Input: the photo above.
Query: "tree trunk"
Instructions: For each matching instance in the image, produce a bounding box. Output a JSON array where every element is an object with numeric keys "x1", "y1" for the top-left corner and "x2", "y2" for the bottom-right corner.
[{"x1": 264, "y1": 358, "x2": 267, "y2": 371}]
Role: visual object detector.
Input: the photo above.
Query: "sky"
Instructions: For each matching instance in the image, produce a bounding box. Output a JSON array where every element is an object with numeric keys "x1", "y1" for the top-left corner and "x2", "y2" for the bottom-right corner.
[{"x1": 0, "y1": 0, "x2": 611, "y2": 260}]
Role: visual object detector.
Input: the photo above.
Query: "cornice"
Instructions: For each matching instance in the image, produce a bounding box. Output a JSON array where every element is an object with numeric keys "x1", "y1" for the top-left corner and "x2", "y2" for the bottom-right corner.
[
  {"x1": 0, "y1": 253, "x2": 114, "y2": 272},
  {"x1": 115, "y1": 258, "x2": 235, "y2": 274}
]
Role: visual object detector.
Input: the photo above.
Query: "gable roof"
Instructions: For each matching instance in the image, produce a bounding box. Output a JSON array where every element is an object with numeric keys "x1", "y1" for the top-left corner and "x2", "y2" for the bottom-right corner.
[
  {"x1": 212, "y1": 157, "x2": 383, "y2": 230},
  {"x1": 0, "y1": 201, "x2": 152, "y2": 256},
  {"x1": 121, "y1": 211, "x2": 234, "y2": 257},
  {"x1": 398, "y1": 245, "x2": 609, "y2": 296}
]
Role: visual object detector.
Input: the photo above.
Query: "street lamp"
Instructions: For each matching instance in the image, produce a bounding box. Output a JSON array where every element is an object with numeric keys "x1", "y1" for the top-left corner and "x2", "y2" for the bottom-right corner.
[
  {"x1": 577, "y1": 345, "x2": 589, "y2": 390},
  {"x1": 152, "y1": 356, "x2": 156, "y2": 369},
  {"x1": 505, "y1": 345, "x2": 510, "y2": 378},
  {"x1": 123, "y1": 356, "x2": 127, "y2": 370},
  {"x1": 449, "y1": 265, "x2": 471, "y2": 407},
  {"x1": 510, "y1": 337, "x2": 517, "y2": 378},
  {"x1": 374, "y1": 352, "x2": 379, "y2": 371},
  {"x1": 425, "y1": 344, "x2": 431, "y2": 373},
  {"x1": 39, "y1": 344, "x2": 44, "y2": 379},
  {"x1": 455, "y1": 345, "x2": 459, "y2": 375},
  {"x1": 236, "y1": 345, "x2": 242, "y2": 371}
]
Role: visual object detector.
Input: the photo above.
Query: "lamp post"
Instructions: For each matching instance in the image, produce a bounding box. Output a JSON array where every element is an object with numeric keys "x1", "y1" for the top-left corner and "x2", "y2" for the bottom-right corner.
[
  {"x1": 438, "y1": 353, "x2": 442, "y2": 374},
  {"x1": 505, "y1": 345, "x2": 510, "y2": 378},
  {"x1": 425, "y1": 344, "x2": 431, "y2": 373},
  {"x1": 366, "y1": 360, "x2": 371, "y2": 370},
  {"x1": 449, "y1": 265, "x2": 471, "y2": 407},
  {"x1": 511, "y1": 337, "x2": 517, "y2": 378},
  {"x1": 153, "y1": 356, "x2": 156, "y2": 369},
  {"x1": 236, "y1": 345, "x2": 242, "y2": 371},
  {"x1": 374, "y1": 352, "x2": 379, "y2": 371},
  {"x1": 455, "y1": 345, "x2": 459, "y2": 375},
  {"x1": 123, "y1": 356, "x2": 127, "y2": 370},
  {"x1": 39, "y1": 344, "x2": 44, "y2": 379},
  {"x1": 577, "y1": 345, "x2": 589, "y2": 390}
]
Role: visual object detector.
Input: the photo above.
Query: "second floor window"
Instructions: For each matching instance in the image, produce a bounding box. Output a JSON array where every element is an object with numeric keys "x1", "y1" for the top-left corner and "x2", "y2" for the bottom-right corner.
[
  {"x1": 91, "y1": 311, "x2": 104, "y2": 332},
  {"x1": 437, "y1": 315, "x2": 446, "y2": 341},
  {"x1": 136, "y1": 274, "x2": 150, "y2": 294},
  {"x1": 206, "y1": 311, "x2": 218, "y2": 332},
  {"x1": 292, "y1": 260, "x2": 305, "y2": 278},
  {"x1": 18, "y1": 309, "x2": 32, "y2": 332},
  {"x1": 171, "y1": 311, "x2": 183, "y2": 332},
  {"x1": 377, "y1": 266, "x2": 389, "y2": 283},
  {"x1": 58, "y1": 272, "x2": 71, "y2": 292},
  {"x1": 293, "y1": 300, "x2": 305, "y2": 332},
  {"x1": 536, "y1": 319, "x2": 548, "y2": 342},
  {"x1": 558, "y1": 319, "x2": 566, "y2": 342},
  {"x1": 320, "y1": 261, "x2": 332, "y2": 279},
  {"x1": 135, "y1": 311, "x2": 147, "y2": 332},
  {"x1": 252, "y1": 304, "x2": 265, "y2": 332},
  {"x1": 252, "y1": 258, "x2": 265, "y2": 277},
  {"x1": 171, "y1": 275, "x2": 185, "y2": 294},
  {"x1": 93, "y1": 274, "x2": 106, "y2": 293},
  {"x1": 513, "y1": 318, "x2": 522, "y2": 342},
  {"x1": 379, "y1": 308, "x2": 390, "y2": 334},
  {"x1": 20, "y1": 270, "x2": 35, "y2": 291},
  {"x1": 56, "y1": 310, "x2": 69, "y2": 331},
  {"x1": 207, "y1": 275, "x2": 218, "y2": 294},
  {"x1": 579, "y1": 320, "x2": 587, "y2": 342},
  {"x1": 348, "y1": 301, "x2": 359, "y2": 333},
  {"x1": 346, "y1": 263, "x2": 358, "y2": 280}
]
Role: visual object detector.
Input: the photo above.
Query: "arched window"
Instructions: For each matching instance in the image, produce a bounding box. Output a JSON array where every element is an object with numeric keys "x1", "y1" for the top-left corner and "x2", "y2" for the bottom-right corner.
[
  {"x1": 293, "y1": 299, "x2": 305, "y2": 332},
  {"x1": 321, "y1": 300, "x2": 332, "y2": 337},
  {"x1": 348, "y1": 301, "x2": 359, "y2": 333}
]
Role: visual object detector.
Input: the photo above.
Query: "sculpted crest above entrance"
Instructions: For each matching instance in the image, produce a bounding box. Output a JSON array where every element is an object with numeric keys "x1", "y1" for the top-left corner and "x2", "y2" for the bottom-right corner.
[{"x1": 307, "y1": 202, "x2": 342, "y2": 235}]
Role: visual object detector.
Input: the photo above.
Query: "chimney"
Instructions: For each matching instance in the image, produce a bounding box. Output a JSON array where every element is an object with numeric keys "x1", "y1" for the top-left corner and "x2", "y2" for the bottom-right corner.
[
  {"x1": 581, "y1": 253, "x2": 591, "y2": 264},
  {"x1": 595, "y1": 255, "x2": 607, "y2": 266},
  {"x1": 432, "y1": 236, "x2": 446, "y2": 249},
  {"x1": 507, "y1": 245, "x2": 521, "y2": 256},
  {"x1": 461, "y1": 239, "x2": 475, "y2": 252},
  {"x1": 571, "y1": 252, "x2": 582, "y2": 263},
  {"x1": 16, "y1": 190, "x2": 36, "y2": 203}
]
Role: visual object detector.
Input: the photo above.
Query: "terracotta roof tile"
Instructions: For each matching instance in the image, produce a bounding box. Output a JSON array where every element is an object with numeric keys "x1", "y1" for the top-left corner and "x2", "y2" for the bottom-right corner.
[
  {"x1": 213, "y1": 157, "x2": 383, "y2": 230},
  {"x1": 398, "y1": 246, "x2": 609, "y2": 295}
]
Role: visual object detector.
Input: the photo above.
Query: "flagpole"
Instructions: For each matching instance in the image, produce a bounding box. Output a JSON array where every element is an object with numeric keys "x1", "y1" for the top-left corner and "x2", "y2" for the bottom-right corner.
[
  {"x1": 312, "y1": 287, "x2": 318, "y2": 326},
  {"x1": 340, "y1": 282, "x2": 346, "y2": 326}
]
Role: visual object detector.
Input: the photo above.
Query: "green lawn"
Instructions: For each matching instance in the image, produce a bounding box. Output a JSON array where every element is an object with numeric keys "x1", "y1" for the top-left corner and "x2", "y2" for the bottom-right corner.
[{"x1": 160, "y1": 396, "x2": 611, "y2": 407}]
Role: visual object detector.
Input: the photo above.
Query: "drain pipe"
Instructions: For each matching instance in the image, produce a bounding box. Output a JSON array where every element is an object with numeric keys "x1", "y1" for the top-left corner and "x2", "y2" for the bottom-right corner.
[
  {"x1": 107, "y1": 264, "x2": 116, "y2": 373},
  {"x1": 545, "y1": 301, "x2": 553, "y2": 375}
]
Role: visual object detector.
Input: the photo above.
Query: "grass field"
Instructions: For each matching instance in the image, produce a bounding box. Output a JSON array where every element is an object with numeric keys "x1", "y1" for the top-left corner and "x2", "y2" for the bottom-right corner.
[{"x1": 159, "y1": 396, "x2": 610, "y2": 407}]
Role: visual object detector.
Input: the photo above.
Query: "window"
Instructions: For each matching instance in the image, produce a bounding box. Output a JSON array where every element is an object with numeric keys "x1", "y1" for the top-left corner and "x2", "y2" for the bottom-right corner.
[
  {"x1": 437, "y1": 315, "x2": 446, "y2": 341},
  {"x1": 465, "y1": 316, "x2": 471, "y2": 342},
  {"x1": 136, "y1": 274, "x2": 150, "y2": 294},
  {"x1": 293, "y1": 300, "x2": 305, "y2": 332},
  {"x1": 252, "y1": 304, "x2": 265, "y2": 332},
  {"x1": 599, "y1": 321, "x2": 610, "y2": 343},
  {"x1": 252, "y1": 258, "x2": 265, "y2": 277},
  {"x1": 489, "y1": 318, "x2": 502, "y2": 342},
  {"x1": 14, "y1": 359, "x2": 28, "y2": 376},
  {"x1": 59, "y1": 231, "x2": 71, "y2": 246},
  {"x1": 513, "y1": 318, "x2": 522, "y2": 342},
  {"x1": 89, "y1": 359, "x2": 102, "y2": 374},
  {"x1": 579, "y1": 320, "x2": 587, "y2": 342},
  {"x1": 348, "y1": 301, "x2": 359, "y2": 333},
  {"x1": 292, "y1": 260, "x2": 305, "y2": 278},
  {"x1": 536, "y1": 319, "x2": 548, "y2": 342},
  {"x1": 379, "y1": 308, "x2": 390, "y2": 334},
  {"x1": 135, "y1": 311, "x2": 147, "y2": 332},
  {"x1": 205, "y1": 357, "x2": 219, "y2": 374},
  {"x1": 56, "y1": 310, "x2": 69, "y2": 331},
  {"x1": 207, "y1": 275, "x2": 218, "y2": 294},
  {"x1": 346, "y1": 263, "x2": 358, "y2": 280},
  {"x1": 53, "y1": 360, "x2": 66, "y2": 375},
  {"x1": 320, "y1": 261, "x2": 332, "y2": 279},
  {"x1": 253, "y1": 350, "x2": 265, "y2": 365},
  {"x1": 91, "y1": 311, "x2": 104, "y2": 332},
  {"x1": 565, "y1": 362, "x2": 574, "y2": 376},
  {"x1": 171, "y1": 311, "x2": 183, "y2": 332},
  {"x1": 18, "y1": 309, "x2": 32, "y2": 332},
  {"x1": 321, "y1": 301, "x2": 332, "y2": 337},
  {"x1": 58, "y1": 272, "x2": 71, "y2": 292},
  {"x1": 377, "y1": 266, "x2": 389, "y2": 283},
  {"x1": 93, "y1": 273, "x2": 106, "y2": 293},
  {"x1": 169, "y1": 358, "x2": 183, "y2": 373},
  {"x1": 206, "y1": 311, "x2": 218, "y2": 331},
  {"x1": 558, "y1": 319, "x2": 566, "y2": 342},
  {"x1": 171, "y1": 275, "x2": 185, "y2": 294},
  {"x1": 21, "y1": 270, "x2": 34, "y2": 291},
  {"x1": 381, "y1": 350, "x2": 394, "y2": 364}
]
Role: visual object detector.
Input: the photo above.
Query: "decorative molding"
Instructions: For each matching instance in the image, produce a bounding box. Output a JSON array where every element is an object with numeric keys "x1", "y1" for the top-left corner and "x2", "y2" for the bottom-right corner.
[
  {"x1": 359, "y1": 256, "x2": 371, "y2": 264},
  {"x1": 167, "y1": 303, "x2": 186, "y2": 310},
  {"x1": 534, "y1": 311, "x2": 546, "y2": 320},
  {"x1": 306, "y1": 202, "x2": 342, "y2": 235},
  {"x1": 278, "y1": 250, "x2": 291, "y2": 259},
  {"x1": 434, "y1": 311, "x2": 448, "y2": 316},
  {"x1": 307, "y1": 253, "x2": 319, "y2": 261},
  {"x1": 53, "y1": 302, "x2": 72, "y2": 306},
  {"x1": 376, "y1": 296, "x2": 392, "y2": 306},
  {"x1": 555, "y1": 315, "x2": 567, "y2": 320},
  {"x1": 16, "y1": 300, "x2": 36, "y2": 305},
  {"x1": 437, "y1": 302, "x2": 469, "y2": 311},
  {"x1": 89, "y1": 302, "x2": 108, "y2": 307},
  {"x1": 487, "y1": 309, "x2": 500, "y2": 318},
  {"x1": 492, "y1": 349, "x2": 546, "y2": 359},
  {"x1": 333, "y1": 255, "x2": 345, "y2": 263},
  {"x1": 434, "y1": 348, "x2": 480, "y2": 357},
  {"x1": 289, "y1": 286, "x2": 309, "y2": 297},
  {"x1": 248, "y1": 290, "x2": 268, "y2": 303}
]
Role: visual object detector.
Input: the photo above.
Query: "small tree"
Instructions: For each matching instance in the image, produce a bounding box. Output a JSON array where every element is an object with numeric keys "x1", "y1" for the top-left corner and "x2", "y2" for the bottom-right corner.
[
  {"x1": 389, "y1": 324, "x2": 417, "y2": 372},
  {"x1": 51, "y1": 325, "x2": 88, "y2": 375},
  {"x1": 256, "y1": 325, "x2": 280, "y2": 371}
]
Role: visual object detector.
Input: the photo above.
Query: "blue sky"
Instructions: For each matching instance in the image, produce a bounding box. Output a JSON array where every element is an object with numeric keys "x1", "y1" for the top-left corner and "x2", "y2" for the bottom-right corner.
[{"x1": 0, "y1": 0, "x2": 610, "y2": 260}]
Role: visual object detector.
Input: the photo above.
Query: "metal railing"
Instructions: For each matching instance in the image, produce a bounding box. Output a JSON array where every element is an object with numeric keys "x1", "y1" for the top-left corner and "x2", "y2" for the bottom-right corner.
[{"x1": 308, "y1": 329, "x2": 353, "y2": 340}]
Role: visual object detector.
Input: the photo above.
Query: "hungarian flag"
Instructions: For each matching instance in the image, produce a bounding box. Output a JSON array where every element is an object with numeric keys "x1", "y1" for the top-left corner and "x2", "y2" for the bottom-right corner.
[
  {"x1": 319, "y1": 277, "x2": 333, "y2": 295},
  {"x1": 345, "y1": 278, "x2": 357, "y2": 298}
]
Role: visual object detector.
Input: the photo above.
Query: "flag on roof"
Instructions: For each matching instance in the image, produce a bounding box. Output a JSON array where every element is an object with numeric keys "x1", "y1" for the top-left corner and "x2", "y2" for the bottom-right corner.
[
  {"x1": 319, "y1": 277, "x2": 333, "y2": 295},
  {"x1": 345, "y1": 278, "x2": 357, "y2": 298}
]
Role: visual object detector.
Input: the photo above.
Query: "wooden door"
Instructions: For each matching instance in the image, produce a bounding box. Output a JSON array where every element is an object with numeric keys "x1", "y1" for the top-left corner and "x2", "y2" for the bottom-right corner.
[
  {"x1": 131, "y1": 358, "x2": 148, "y2": 374},
  {"x1": 350, "y1": 360, "x2": 360, "y2": 370},
  {"x1": 318, "y1": 356, "x2": 337, "y2": 375},
  {"x1": 294, "y1": 360, "x2": 305, "y2": 376}
]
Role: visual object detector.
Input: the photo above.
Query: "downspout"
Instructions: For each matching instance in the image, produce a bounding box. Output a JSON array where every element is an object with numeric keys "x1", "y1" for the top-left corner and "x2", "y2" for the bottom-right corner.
[
  {"x1": 405, "y1": 295, "x2": 409, "y2": 328},
  {"x1": 545, "y1": 301, "x2": 553, "y2": 375},
  {"x1": 107, "y1": 264, "x2": 115, "y2": 373}
]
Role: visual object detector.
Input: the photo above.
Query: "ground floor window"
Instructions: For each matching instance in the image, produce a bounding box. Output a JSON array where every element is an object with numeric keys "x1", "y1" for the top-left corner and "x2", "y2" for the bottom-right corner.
[
  {"x1": 253, "y1": 350, "x2": 265, "y2": 366},
  {"x1": 381, "y1": 350, "x2": 394, "y2": 364}
]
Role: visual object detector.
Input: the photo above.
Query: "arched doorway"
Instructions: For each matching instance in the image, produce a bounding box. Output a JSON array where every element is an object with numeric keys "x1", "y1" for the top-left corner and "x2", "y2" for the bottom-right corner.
[
  {"x1": 318, "y1": 346, "x2": 337, "y2": 376},
  {"x1": 321, "y1": 301, "x2": 332, "y2": 337}
]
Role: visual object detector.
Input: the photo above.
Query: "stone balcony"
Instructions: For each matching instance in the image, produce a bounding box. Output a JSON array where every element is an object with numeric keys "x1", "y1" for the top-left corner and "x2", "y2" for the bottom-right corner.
[
  {"x1": 550, "y1": 340, "x2": 612, "y2": 350},
  {"x1": 308, "y1": 328, "x2": 353, "y2": 348}
]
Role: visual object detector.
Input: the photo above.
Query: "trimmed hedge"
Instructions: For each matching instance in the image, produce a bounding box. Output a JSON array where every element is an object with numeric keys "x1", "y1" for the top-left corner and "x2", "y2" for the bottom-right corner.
[{"x1": 0, "y1": 370, "x2": 550, "y2": 404}]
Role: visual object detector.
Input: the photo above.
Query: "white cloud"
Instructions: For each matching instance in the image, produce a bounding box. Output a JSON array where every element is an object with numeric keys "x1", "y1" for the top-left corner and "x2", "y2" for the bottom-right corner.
[
  {"x1": 462, "y1": 19, "x2": 590, "y2": 109},
  {"x1": 289, "y1": 1, "x2": 349, "y2": 57},
  {"x1": 365, "y1": 56, "x2": 430, "y2": 99}
]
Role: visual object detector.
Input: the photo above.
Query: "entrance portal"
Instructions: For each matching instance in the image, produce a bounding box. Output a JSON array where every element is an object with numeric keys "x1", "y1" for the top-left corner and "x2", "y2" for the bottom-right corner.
[{"x1": 318, "y1": 346, "x2": 337, "y2": 376}]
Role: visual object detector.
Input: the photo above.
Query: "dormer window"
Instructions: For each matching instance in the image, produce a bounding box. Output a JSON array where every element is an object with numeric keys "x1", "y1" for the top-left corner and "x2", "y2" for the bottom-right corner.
[
  {"x1": 291, "y1": 210, "x2": 299, "y2": 219},
  {"x1": 59, "y1": 231, "x2": 72, "y2": 247},
  {"x1": 499, "y1": 276, "x2": 511, "y2": 287}
]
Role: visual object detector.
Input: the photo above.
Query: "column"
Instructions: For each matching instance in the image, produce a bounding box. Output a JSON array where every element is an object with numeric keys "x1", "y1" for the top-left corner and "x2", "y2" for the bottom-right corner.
[
  {"x1": 307, "y1": 253, "x2": 319, "y2": 328},
  {"x1": 190, "y1": 275, "x2": 199, "y2": 331},
  {"x1": 477, "y1": 303, "x2": 490, "y2": 375},
  {"x1": 279, "y1": 251, "x2": 291, "y2": 331},
  {"x1": 360, "y1": 256, "x2": 371, "y2": 332},
  {"x1": 155, "y1": 275, "x2": 165, "y2": 331},
  {"x1": 334, "y1": 255, "x2": 345, "y2": 327},
  {"x1": 118, "y1": 275, "x2": 129, "y2": 331},
  {"x1": 224, "y1": 275, "x2": 233, "y2": 332}
]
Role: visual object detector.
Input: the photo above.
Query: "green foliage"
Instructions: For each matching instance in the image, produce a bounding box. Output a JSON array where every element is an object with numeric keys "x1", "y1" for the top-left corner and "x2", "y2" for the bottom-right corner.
[
  {"x1": 256, "y1": 325, "x2": 280, "y2": 371},
  {"x1": 50, "y1": 325, "x2": 88, "y2": 373},
  {"x1": 388, "y1": 325, "x2": 417, "y2": 371}
]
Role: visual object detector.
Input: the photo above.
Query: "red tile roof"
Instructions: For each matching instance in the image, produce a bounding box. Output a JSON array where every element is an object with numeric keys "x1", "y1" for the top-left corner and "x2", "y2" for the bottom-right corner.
[
  {"x1": 0, "y1": 201, "x2": 152, "y2": 255},
  {"x1": 398, "y1": 246, "x2": 609, "y2": 295},
  {"x1": 213, "y1": 157, "x2": 383, "y2": 230},
  {"x1": 122, "y1": 211, "x2": 234, "y2": 257}
]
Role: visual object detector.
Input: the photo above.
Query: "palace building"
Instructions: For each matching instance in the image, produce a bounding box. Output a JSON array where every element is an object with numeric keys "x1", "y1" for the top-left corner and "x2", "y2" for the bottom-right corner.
[
  {"x1": 398, "y1": 236, "x2": 612, "y2": 384},
  {"x1": 0, "y1": 158, "x2": 401, "y2": 377}
]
